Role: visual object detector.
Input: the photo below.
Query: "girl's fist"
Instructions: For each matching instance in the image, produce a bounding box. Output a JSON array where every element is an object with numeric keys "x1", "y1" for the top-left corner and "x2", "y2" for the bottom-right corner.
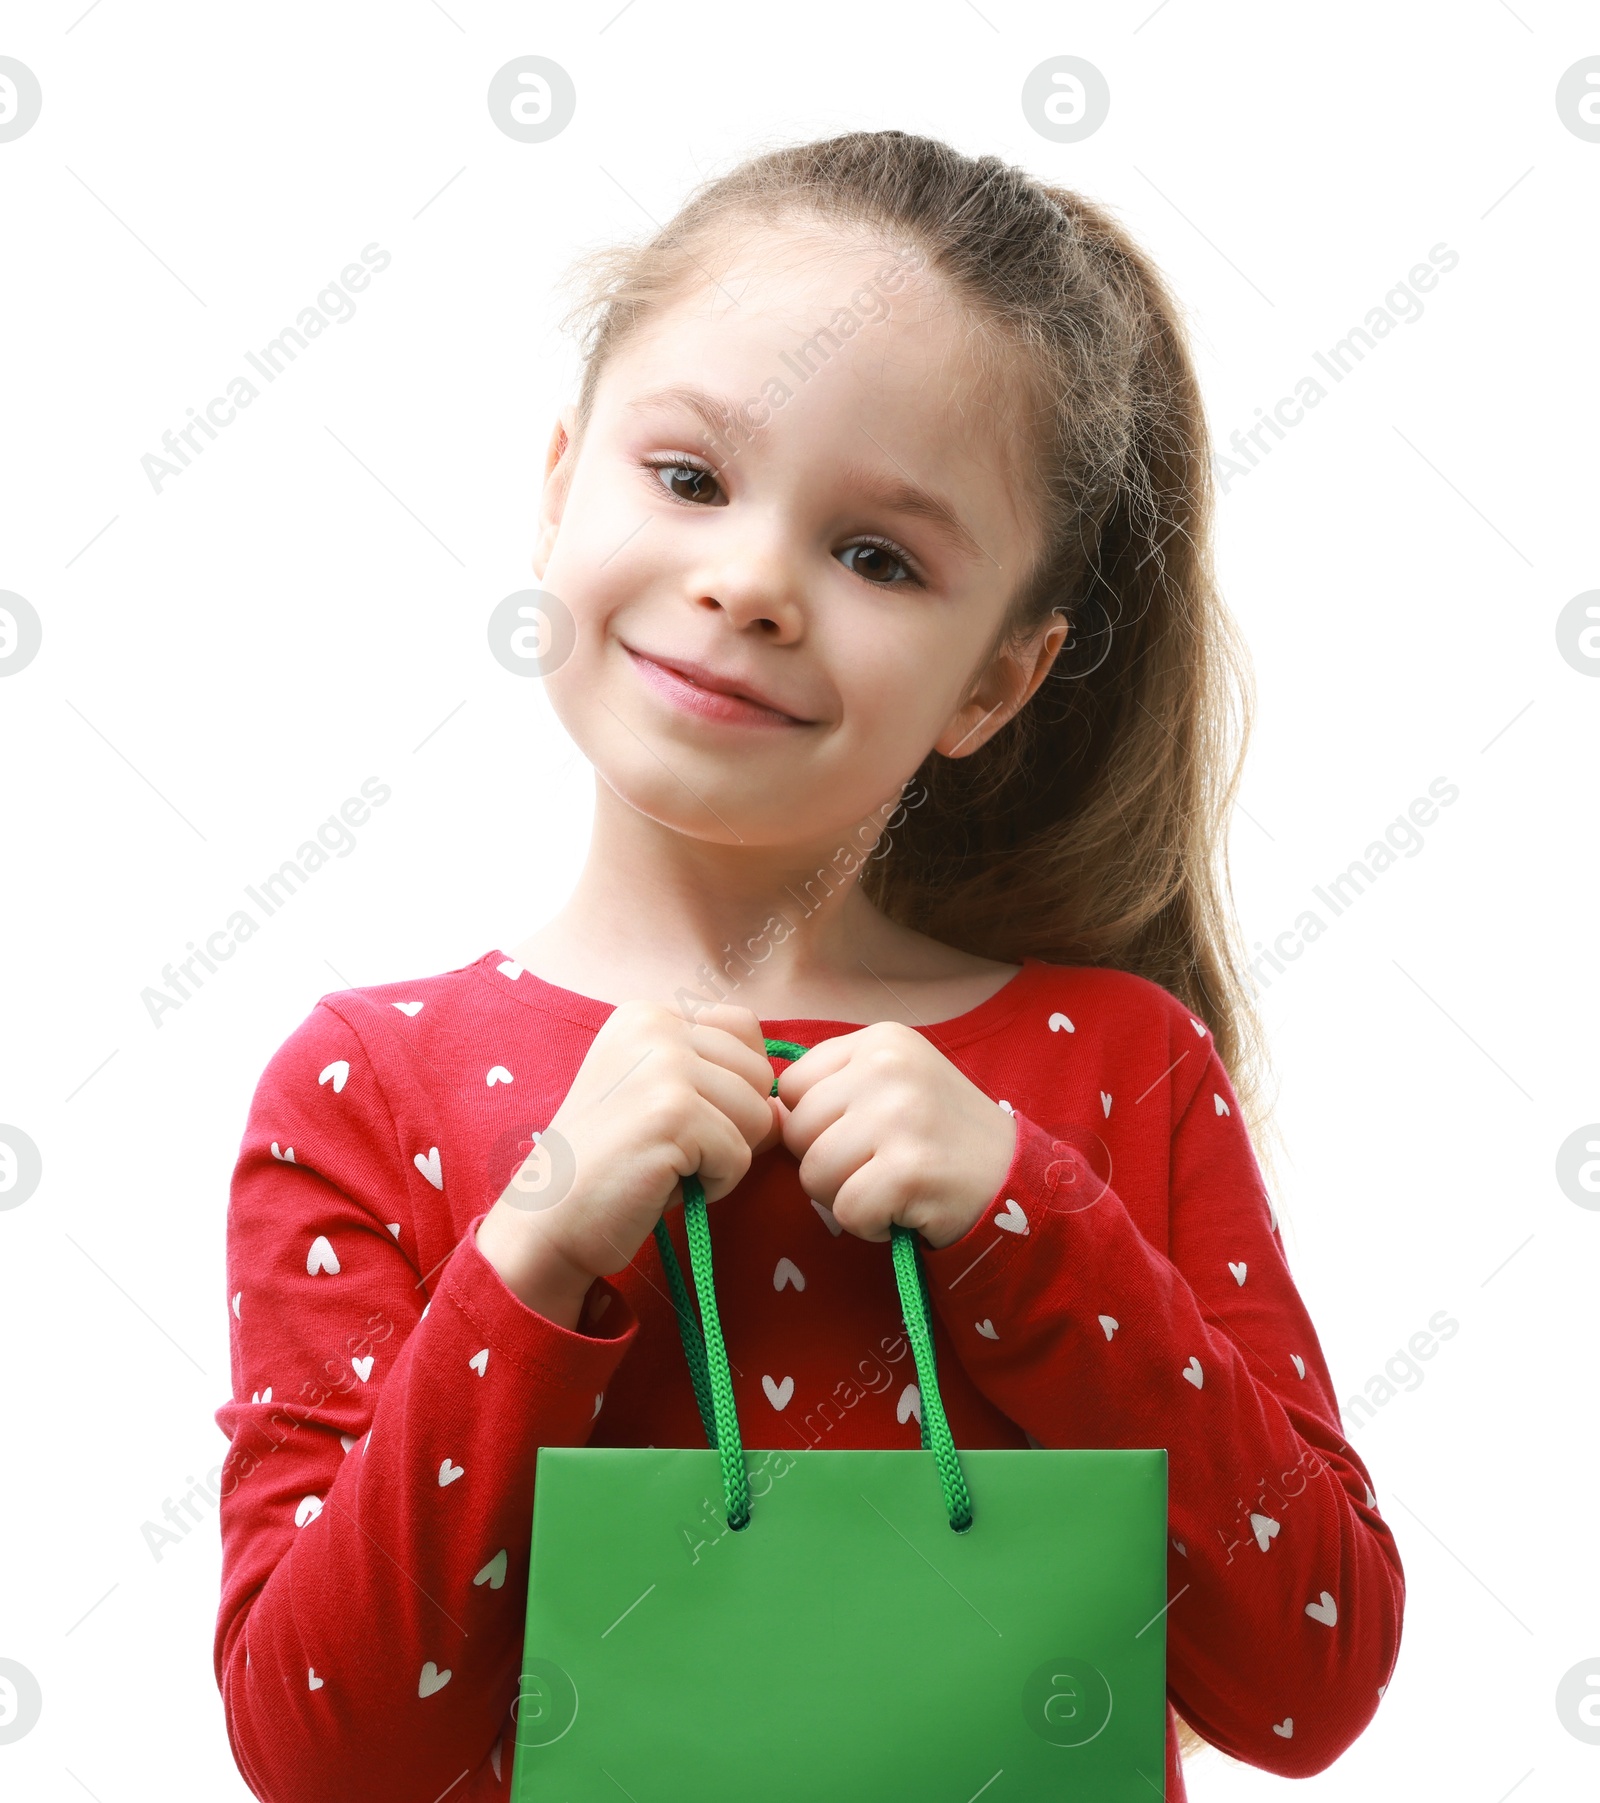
[{"x1": 775, "y1": 1021, "x2": 1015, "y2": 1249}]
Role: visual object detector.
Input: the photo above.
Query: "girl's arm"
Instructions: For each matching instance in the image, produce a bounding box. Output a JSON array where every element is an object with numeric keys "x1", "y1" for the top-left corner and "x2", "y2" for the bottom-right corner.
[
  {"x1": 212, "y1": 998, "x2": 639, "y2": 1803},
  {"x1": 917, "y1": 993, "x2": 1404, "y2": 1781}
]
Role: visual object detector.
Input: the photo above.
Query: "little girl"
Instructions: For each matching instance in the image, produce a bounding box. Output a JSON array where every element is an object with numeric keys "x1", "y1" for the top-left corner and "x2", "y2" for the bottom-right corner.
[{"x1": 212, "y1": 130, "x2": 1403, "y2": 1801}]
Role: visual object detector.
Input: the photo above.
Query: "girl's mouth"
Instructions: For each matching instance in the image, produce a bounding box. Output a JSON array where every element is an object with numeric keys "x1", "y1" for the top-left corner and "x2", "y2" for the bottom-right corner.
[{"x1": 622, "y1": 644, "x2": 814, "y2": 729}]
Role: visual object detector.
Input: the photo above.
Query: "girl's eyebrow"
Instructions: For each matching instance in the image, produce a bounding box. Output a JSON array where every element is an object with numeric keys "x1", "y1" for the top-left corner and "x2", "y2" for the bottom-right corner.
[
  {"x1": 625, "y1": 384, "x2": 741, "y2": 445},
  {"x1": 831, "y1": 462, "x2": 983, "y2": 564},
  {"x1": 625, "y1": 383, "x2": 983, "y2": 564}
]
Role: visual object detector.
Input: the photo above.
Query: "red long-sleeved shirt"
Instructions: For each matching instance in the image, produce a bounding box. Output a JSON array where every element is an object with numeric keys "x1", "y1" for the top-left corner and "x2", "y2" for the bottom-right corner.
[{"x1": 212, "y1": 948, "x2": 1403, "y2": 1800}]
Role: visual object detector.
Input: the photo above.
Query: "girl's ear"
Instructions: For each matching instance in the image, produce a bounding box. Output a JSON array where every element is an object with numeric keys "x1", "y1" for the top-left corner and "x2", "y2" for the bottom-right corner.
[
  {"x1": 532, "y1": 406, "x2": 580, "y2": 581},
  {"x1": 933, "y1": 609, "x2": 1070, "y2": 759}
]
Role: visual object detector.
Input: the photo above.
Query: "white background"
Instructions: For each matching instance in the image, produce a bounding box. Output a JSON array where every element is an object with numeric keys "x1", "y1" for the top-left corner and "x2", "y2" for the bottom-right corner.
[{"x1": 1, "y1": 2, "x2": 1595, "y2": 1798}]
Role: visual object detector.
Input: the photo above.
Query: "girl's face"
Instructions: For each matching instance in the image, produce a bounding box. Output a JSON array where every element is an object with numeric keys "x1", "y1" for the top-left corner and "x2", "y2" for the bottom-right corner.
[{"x1": 533, "y1": 227, "x2": 1064, "y2": 853}]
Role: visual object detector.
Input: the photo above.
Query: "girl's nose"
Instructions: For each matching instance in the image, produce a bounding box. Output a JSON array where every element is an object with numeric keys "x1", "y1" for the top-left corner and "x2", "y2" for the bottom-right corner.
[{"x1": 689, "y1": 531, "x2": 807, "y2": 640}]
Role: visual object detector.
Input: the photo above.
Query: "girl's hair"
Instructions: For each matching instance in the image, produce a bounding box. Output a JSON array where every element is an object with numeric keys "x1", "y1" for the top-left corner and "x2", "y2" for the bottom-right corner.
[{"x1": 555, "y1": 130, "x2": 1277, "y2": 1764}]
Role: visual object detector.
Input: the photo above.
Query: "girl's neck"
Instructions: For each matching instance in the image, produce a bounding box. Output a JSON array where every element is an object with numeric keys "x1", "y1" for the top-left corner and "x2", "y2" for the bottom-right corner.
[{"x1": 506, "y1": 780, "x2": 1016, "y2": 1025}]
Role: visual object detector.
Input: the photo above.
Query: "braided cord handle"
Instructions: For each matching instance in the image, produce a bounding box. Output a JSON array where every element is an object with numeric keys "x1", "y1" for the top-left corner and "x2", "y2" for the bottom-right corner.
[{"x1": 651, "y1": 1036, "x2": 973, "y2": 1534}]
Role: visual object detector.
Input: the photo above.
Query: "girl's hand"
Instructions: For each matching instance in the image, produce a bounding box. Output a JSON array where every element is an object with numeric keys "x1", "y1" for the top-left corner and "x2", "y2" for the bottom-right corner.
[
  {"x1": 478, "y1": 1001, "x2": 782, "y2": 1317},
  {"x1": 775, "y1": 1022, "x2": 1017, "y2": 1250}
]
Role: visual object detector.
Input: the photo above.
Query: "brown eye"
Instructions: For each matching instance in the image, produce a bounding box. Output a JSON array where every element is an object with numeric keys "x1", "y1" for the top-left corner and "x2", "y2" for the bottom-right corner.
[
  {"x1": 839, "y1": 540, "x2": 916, "y2": 586},
  {"x1": 650, "y1": 461, "x2": 720, "y2": 504}
]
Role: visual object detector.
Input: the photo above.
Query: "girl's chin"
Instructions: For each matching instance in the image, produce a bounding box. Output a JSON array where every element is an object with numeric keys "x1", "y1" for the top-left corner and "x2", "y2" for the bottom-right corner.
[{"x1": 592, "y1": 758, "x2": 831, "y2": 849}]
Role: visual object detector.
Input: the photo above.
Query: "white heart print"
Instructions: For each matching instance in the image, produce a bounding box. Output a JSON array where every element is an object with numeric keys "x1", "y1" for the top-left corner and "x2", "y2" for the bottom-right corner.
[
  {"x1": 1098, "y1": 1315, "x2": 1119, "y2": 1340},
  {"x1": 438, "y1": 1459, "x2": 464, "y2": 1487},
  {"x1": 1291, "y1": 1354, "x2": 1306, "y2": 1379},
  {"x1": 468, "y1": 1348, "x2": 489, "y2": 1376},
  {"x1": 1304, "y1": 1590, "x2": 1337, "y2": 1626},
  {"x1": 1213, "y1": 1092, "x2": 1230, "y2": 1116},
  {"x1": 306, "y1": 1235, "x2": 340, "y2": 1276},
  {"x1": 1251, "y1": 1512, "x2": 1280, "y2": 1551},
  {"x1": 1047, "y1": 1011, "x2": 1074, "y2": 1034},
  {"x1": 351, "y1": 1356, "x2": 373, "y2": 1382},
  {"x1": 896, "y1": 1384, "x2": 921, "y2": 1425},
  {"x1": 318, "y1": 1060, "x2": 349, "y2": 1094},
  {"x1": 1272, "y1": 1718, "x2": 1293, "y2": 1738},
  {"x1": 994, "y1": 1198, "x2": 1028, "y2": 1234},
  {"x1": 474, "y1": 1549, "x2": 508, "y2": 1590},
  {"x1": 418, "y1": 1661, "x2": 452, "y2": 1698},
  {"x1": 308, "y1": 1668, "x2": 324, "y2": 1690},
  {"x1": 773, "y1": 1257, "x2": 805, "y2": 1291},
  {"x1": 975, "y1": 1319, "x2": 999, "y2": 1340},
  {"x1": 1228, "y1": 1261, "x2": 1247, "y2": 1285},
  {"x1": 271, "y1": 1141, "x2": 295, "y2": 1162},
  {"x1": 413, "y1": 1147, "x2": 443, "y2": 1190},
  {"x1": 392, "y1": 1001, "x2": 424, "y2": 1017},
  {"x1": 486, "y1": 1066, "x2": 513, "y2": 1086},
  {"x1": 762, "y1": 1375, "x2": 794, "y2": 1411},
  {"x1": 1100, "y1": 1091, "x2": 1112, "y2": 1116},
  {"x1": 294, "y1": 1495, "x2": 323, "y2": 1528},
  {"x1": 1182, "y1": 1356, "x2": 1203, "y2": 1388}
]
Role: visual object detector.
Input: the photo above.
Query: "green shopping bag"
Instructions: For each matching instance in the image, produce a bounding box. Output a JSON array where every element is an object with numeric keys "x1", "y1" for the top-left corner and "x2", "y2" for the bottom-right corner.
[{"x1": 511, "y1": 1038, "x2": 1170, "y2": 1799}]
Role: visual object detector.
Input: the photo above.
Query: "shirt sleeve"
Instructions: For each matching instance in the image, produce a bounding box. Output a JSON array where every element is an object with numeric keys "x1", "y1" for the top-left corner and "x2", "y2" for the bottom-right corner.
[
  {"x1": 212, "y1": 997, "x2": 640, "y2": 1803},
  {"x1": 916, "y1": 1022, "x2": 1405, "y2": 1780}
]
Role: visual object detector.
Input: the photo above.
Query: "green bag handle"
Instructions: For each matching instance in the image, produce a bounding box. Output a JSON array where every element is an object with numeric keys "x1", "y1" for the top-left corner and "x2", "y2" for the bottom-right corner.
[{"x1": 649, "y1": 1037, "x2": 975, "y2": 1536}]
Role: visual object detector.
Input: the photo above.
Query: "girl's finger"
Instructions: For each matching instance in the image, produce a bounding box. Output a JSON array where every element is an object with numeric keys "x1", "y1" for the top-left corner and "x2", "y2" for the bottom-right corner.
[
  {"x1": 813, "y1": 1137, "x2": 891, "y2": 1241},
  {"x1": 685, "y1": 1055, "x2": 779, "y2": 1155},
  {"x1": 779, "y1": 1059, "x2": 853, "y2": 1153},
  {"x1": 683, "y1": 1091, "x2": 770, "y2": 1205},
  {"x1": 773, "y1": 1028, "x2": 856, "y2": 1107},
  {"x1": 792, "y1": 1112, "x2": 874, "y2": 1213},
  {"x1": 683, "y1": 1006, "x2": 781, "y2": 1094}
]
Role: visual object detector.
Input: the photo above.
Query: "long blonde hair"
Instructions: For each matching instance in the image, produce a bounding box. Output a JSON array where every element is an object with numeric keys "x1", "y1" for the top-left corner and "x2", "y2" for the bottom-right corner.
[{"x1": 555, "y1": 129, "x2": 1279, "y2": 1766}]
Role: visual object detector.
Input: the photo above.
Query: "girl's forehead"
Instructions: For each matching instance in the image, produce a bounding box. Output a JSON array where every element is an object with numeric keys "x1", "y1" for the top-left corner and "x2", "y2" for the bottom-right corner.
[
  {"x1": 620, "y1": 226, "x2": 989, "y2": 381},
  {"x1": 601, "y1": 251, "x2": 1018, "y2": 453}
]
